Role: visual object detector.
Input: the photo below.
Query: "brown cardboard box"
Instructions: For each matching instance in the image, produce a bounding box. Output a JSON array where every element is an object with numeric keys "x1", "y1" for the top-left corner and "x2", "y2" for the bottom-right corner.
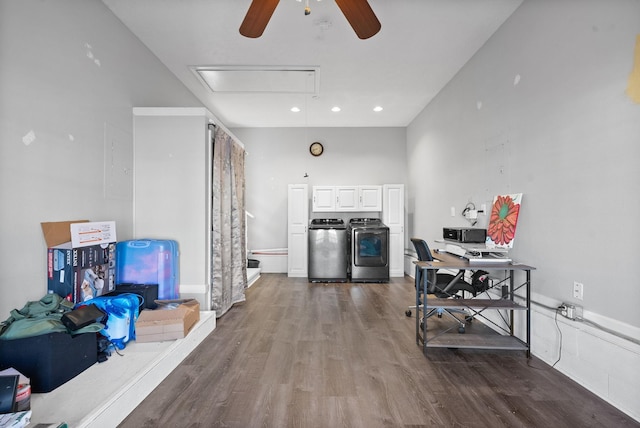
[
  {"x1": 135, "y1": 299, "x2": 200, "y2": 343},
  {"x1": 41, "y1": 220, "x2": 117, "y2": 302}
]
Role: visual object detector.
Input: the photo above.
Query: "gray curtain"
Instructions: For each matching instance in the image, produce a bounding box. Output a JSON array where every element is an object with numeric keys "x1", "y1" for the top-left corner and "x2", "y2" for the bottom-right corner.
[{"x1": 211, "y1": 126, "x2": 247, "y2": 317}]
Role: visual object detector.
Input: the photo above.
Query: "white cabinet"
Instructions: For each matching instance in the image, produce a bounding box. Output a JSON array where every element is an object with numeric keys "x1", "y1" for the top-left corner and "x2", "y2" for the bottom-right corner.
[
  {"x1": 359, "y1": 185, "x2": 383, "y2": 211},
  {"x1": 288, "y1": 184, "x2": 309, "y2": 277},
  {"x1": 383, "y1": 184, "x2": 405, "y2": 277},
  {"x1": 336, "y1": 186, "x2": 358, "y2": 211},
  {"x1": 312, "y1": 185, "x2": 382, "y2": 212},
  {"x1": 312, "y1": 186, "x2": 336, "y2": 212}
]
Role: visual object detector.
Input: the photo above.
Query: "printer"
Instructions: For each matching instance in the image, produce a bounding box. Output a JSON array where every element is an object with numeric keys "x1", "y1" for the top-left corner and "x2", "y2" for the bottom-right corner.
[{"x1": 443, "y1": 227, "x2": 487, "y2": 244}]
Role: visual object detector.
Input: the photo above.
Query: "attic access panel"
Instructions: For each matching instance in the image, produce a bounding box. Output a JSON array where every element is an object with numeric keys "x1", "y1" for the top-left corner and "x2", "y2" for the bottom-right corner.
[{"x1": 192, "y1": 66, "x2": 319, "y2": 94}]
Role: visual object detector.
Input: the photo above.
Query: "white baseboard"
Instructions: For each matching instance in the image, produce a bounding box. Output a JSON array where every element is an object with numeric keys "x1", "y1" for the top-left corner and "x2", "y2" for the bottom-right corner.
[
  {"x1": 531, "y1": 305, "x2": 640, "y2": 422},
  {"x1": 404, "y1": 254, "x2": 416, "y2": 277},
  {"x1": 475, "y1": 288, "x2": 640, "y2": 422},
  {"x1": 247, "y1": 268, "x2": 261, "y2": 287},
  {"x1": 250, "y1": 254, "x2": 287, "y2": 273}
]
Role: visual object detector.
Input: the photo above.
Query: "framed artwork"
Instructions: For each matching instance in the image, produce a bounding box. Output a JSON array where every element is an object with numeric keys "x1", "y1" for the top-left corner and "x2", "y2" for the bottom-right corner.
[{"x1": 486, "y1": 193, "x2": 523, "y2": 249}]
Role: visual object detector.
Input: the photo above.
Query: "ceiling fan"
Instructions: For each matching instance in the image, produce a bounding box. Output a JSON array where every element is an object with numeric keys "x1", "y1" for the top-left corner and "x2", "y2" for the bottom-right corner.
[{"x1": 239, "y1": 0, "x2": 381, "y2": 40}]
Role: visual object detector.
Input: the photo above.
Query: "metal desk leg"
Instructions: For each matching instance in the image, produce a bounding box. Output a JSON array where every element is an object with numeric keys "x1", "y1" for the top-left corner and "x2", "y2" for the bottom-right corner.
[
  {"x1": 414, "y1": 264, "x2": 429, "y2": 356},
  {"x1": 422, "y1": 267, "x2": 428, "y2": 355},
  {"x1": 509, "y1": 269, "x2": 514, "y2": 336},
  {"x1": 526, "y1": 269, "x2": 531, "y2": 358},
  {"x1": 415, "y1": 264, "x2": 421, "y2": 346}
]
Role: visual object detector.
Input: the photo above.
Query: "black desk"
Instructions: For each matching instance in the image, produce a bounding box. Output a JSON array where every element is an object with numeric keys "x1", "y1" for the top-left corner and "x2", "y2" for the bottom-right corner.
[{"x1": 414, "y1": 250, "x2": 535, "y2": 357}]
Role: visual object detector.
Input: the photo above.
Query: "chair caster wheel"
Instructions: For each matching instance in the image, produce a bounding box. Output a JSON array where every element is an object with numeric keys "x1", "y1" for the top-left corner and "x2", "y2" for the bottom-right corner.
[
  {"x1": 437, "y1": 313, "x2": 442, "y2": 318},
  {"x1": 405, "y1": 310, "x2": 412, "y2": 317},
  {"x1": 458, "y1": 326, "x2": 466, "y2": 334},
  {"x1": 420, "y1": 321, "x2": 425, "y2": 331}
]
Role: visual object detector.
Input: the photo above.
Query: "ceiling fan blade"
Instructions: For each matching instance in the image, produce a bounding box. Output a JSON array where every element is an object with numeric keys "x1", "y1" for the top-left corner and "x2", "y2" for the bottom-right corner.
[
  {"x1": 239, "y1": 0, "x2": 280, "y2": 38},
  {"x1": 335, "y1": 0, "x2": 381, "y2": 39}
]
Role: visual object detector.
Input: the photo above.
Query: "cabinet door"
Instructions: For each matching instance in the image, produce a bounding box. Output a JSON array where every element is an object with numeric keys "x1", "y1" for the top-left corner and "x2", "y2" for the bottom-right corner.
[
  {"x1": 288, "y1": 184, "x2": 309, "y2": 277},
  {"x1": 336, "y1": 186, "x2": 358, "y2": 211},
  {"x1": 359, "y1": 185, "x2": 382, "y2": 211},
  {"x1": 383, "y1": 184, "x2": 404, "y2": 277},
  {"x1": 312, "y1": 186, "x2": 335, "y2": 212}
]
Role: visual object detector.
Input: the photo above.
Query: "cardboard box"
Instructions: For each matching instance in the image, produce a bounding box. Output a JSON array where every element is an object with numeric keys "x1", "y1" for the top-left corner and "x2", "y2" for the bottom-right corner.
[
  {"x1": 42, "y1": 220, "x2": 117, "y2": 303},
  {"x1": 135, "y1": 299, "x2": 200, "y2": 343}
]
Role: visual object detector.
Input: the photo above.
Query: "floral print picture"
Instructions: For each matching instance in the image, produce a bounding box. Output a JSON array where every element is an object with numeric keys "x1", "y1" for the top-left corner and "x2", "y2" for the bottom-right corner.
[{"x1": 486, "y1": 193, "x2": 522, "y2": 249}]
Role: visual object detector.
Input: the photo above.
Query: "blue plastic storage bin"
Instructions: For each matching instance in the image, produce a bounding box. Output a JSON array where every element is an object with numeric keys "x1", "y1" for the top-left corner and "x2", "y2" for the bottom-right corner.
[{"x1": 115, "y1": 240, "x2": 180, "y2": 300}]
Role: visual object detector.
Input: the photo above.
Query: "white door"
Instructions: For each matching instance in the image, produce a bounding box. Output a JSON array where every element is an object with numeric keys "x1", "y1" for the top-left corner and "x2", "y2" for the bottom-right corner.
[
  {"x1": 288, "y1": 184, "x2": 309, "y2": 277},
  {"x1": 383, "y1": 184, "x2": 404, "y2": 277}
]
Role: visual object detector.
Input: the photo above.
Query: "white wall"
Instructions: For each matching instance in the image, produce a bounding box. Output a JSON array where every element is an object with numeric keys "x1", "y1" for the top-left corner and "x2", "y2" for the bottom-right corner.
[
  {"x1": 232, "y1": 127, "x2": 407, "y2": 255},
  {"x1": 406, "y1": 0, "x2": 640, "y2": 419},
  {"x1": 133, "y1": 110, "x2": 212, "y2": 299},
  {"x1": 0, "y1": 0, "x2": 202, "y2": 317}
]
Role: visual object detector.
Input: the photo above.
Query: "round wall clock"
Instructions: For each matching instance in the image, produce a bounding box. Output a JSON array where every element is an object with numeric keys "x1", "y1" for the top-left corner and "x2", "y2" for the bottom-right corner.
[{"x1": 309, "y1": 142, "x2": 324, "y2": 157}]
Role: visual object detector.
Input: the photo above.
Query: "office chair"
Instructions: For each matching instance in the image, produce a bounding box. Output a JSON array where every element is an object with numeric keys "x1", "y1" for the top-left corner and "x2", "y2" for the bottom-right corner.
[{"x1": 407, "y1": 238, "x2": 479, "y2": 333}]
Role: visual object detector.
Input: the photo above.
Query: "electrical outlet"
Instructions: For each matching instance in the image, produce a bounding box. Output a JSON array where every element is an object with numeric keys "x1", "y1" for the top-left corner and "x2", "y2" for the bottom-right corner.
[
  {"x1": 450, "y1": 206, "x2": 455, "y2": 217},
  {"x1": 558, "y1": 303, "x2": 568, "y2": 318},
  {"x1": 558, "y1": 302, "x2": 583, "y2": 320},
  {"x1": 573, "y1": 281, "x2": 584, "y2": 300}
]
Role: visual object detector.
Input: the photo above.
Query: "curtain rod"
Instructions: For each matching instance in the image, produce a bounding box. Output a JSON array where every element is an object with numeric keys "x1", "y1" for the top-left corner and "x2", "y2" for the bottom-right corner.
[{"x1": 208, "y1": 122, "x2": 245, "y2": 150}]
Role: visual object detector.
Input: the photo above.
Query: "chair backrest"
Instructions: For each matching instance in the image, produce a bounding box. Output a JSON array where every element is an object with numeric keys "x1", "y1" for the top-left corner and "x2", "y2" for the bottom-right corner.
[
  {"x1": 410, "y1": 238, "x2": 434, "y2": 262},
  {"x1": 411, "y1": 238, "x2": 438, "y2": 294}
]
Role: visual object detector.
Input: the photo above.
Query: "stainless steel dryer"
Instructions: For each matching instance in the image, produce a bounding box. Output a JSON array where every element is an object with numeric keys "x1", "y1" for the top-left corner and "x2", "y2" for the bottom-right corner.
[
  {"x1": 308, "y1": 218, "x2": 348, "y2": 282},
  {"x1": 348, "y1": 218, "x2": 390, "y2": 282}
]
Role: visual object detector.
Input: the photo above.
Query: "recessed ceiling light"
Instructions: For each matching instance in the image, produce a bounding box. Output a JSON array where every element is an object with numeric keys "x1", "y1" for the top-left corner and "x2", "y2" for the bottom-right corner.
[
  {"x1": 373, "y1": 106, "x2": 383, "y2": 112},
  {"x1": 291, "y1": 107, "x2": 301, "y2": 112},
  {"x1": 331, "y1": 106, "x2": 341, "y2": 112}
]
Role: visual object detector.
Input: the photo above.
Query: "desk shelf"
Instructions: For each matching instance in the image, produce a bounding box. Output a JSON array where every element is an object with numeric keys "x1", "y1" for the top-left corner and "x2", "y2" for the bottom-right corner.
[
  {"x1": 424, "y1": 331, "x2": 529, "y2": 351},
  {"x1": 425, "y1": 298, "x2": 527, "y2": 311},
  {"x1": 415, "y1": 252, "x2": 535, "y2": 358}
]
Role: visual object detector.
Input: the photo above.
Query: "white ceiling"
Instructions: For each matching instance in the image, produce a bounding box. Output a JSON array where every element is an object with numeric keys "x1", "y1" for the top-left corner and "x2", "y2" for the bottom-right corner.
[{"x1": 102, "y1": 0, "x2": 523, "y2": 128}]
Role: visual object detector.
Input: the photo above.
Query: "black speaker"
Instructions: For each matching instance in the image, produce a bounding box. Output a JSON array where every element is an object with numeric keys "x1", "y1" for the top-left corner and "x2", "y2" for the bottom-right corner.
[{"x1": 105, "y1": 283, "x2": 159, "y2": 311}]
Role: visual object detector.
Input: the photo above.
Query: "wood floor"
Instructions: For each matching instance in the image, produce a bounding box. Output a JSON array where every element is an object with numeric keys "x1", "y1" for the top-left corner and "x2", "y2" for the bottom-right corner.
[{"x1": 119, "y1": 274, "x2": 638, "y2": 428}]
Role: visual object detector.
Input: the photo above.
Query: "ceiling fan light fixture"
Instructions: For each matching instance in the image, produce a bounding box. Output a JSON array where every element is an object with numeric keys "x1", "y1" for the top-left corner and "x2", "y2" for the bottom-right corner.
[{"x1": 298, "y1": 0, "x2": 318, "y2": 16}]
